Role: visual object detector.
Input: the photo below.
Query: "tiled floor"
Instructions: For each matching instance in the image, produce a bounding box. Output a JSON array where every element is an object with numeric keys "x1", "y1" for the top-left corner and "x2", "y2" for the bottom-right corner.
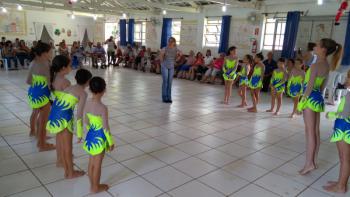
[{"x1": 0, "y1": 68, "x2": 348, "y2": 197}]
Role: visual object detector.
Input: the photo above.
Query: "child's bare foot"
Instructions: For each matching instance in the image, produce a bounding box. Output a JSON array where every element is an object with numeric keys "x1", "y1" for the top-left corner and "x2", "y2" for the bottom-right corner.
[
  {"x1": 298, "y1": 165, "x2": 316, "y2": 175},
  {"x1": 248, "y1": 108, "x2": 257, "y2": 113},
  {"x1": 290, "y1": 114, "x2": 296, "y2": 118},
  {"x1": 325, "y1": 181, "x2": 338, "y2": 186},
  {"x1": 266, "y1": 109, "x2": 273, "y2": 112},
  {"x1": 323, "y1": 183, "x2": 347, "y2": 193},
  {"x1": 273, "y1": 112, "x2": 279, "y2": 116},
  {"x1": 66, "y1": 170, "x2": 85, "y2": 179},
  {"x1": 236, "y1": 104, "x2": 244, "y2": 108},
  {"x1": 243, "y1": 102, "x2": 248, "y2": 107},
  {"x1": 91, "y1": 184, "x2": 109, "y2": 193},
  {"x1": 38, "y1": 143, "x2": 56, "y2": 152}
]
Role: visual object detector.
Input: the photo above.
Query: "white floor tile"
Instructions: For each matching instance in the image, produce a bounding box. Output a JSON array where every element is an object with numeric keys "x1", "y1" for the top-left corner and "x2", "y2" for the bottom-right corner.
[
  {"x1": 168, "y1": 180, "x2": 224, "y2": 197},
  {"x1": 0, "y1": 156, "x2": 27, "y2": 176},
  {"x1": 143, "y1": 166, "x2": 192, "y2": 191},
  {"x1": 223, "y1": 160, "x2": 268, "y2": 182},
  {"x1": 196, "y1": 149, "x2": 238, "y2": 167},
  {"x1": 172, "y1": 157, "x2": 217, "y2": 178},
  {"x1": 109, "y1": 177, "x2": 163, "y2": 197},
  {"x1": 121, "y1": 155, "x2": 166, "y2": 175},
  {"x1": 199, "y1": 169, "x2": 249, "y2": 196},
  {"x1": 8, "y1": 187, "x2": 51, "y2": 197},
  {"x1": 231, "y1": 184, "x2": 280, "y2": 197},
  {"x1": 150, "y1": 147, "x2": 190, "y2": 164},
  {"x1": 0, "y1": 171, "x2": 41, "y2": 196},
  {"x1": 174, "y1": 141, "x2": 211, "y2": 155}
]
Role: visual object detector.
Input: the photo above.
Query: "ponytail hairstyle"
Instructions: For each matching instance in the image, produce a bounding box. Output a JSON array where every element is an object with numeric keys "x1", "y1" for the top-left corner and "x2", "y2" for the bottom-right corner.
[
  {"x1": 245, "y1": 54, "x2": 254, "y2": 65},
  {"x1": 50, "y1": 55, "x2": 70, "y2": 91},
  {"x1": 320, "y1": 38, "x2": 343, "y2": 71},
  {"x1": 29, "y1": 41, "x2": 51, "y2": 61},
  {"x1": 255, "y1": 52, "x2": 264, "y2": 61}
]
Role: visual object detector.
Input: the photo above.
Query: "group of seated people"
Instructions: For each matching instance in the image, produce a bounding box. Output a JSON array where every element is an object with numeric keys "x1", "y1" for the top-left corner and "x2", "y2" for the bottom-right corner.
[{"x1": 0, "y1": 37, "x2": 39, "y2": 69}]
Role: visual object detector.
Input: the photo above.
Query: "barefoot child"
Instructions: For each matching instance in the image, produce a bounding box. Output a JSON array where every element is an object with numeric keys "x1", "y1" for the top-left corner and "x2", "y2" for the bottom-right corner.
[
  {"x1": 27, "y1": 41, "x2": 55, "y2": 151},
  {"x1": 248, "y1": 53, "x2": 265, "y2": 113},
  {"x1": 323, "y1": 70, "x2": 350, "y2": 194},
  {"x1": 83, "y1": 77, "x2": 115, "y2": 193},
  {"x1": 222, "y1": 46, "x2": 238, "y2": 105},
  {"x1": 47, "y1": 67, "x2": 92, "y2": 179},
  {"x1": 287, "y1": 58, "x2": 305, "y2": 118},
  {"x1": 266, "y1": 58, "x2": 287, "y2": 115},
  {"x1": 47, "y1": 55, "x2": 72, "y2": 167},
  {"x1": 237, "y1": 54, "x2": 253, "y2": 108}
]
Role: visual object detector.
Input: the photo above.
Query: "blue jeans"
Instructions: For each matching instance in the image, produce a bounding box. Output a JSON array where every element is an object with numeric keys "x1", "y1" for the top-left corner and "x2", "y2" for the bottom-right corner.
[
  {"x1": 4, "y1": 57, "x2": 17, "y2": 69},
  {"x1": 161, "y1": 62, "x2": 174, "y2": 102}
]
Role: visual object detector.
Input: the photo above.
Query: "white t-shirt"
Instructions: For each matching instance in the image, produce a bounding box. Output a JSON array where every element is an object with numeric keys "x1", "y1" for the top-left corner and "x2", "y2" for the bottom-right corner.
[
  {"x1": 106, "y1": 41, "x2": 115, "y2": 52},
  {"x1": 204, "y1": 56, "x2": 213, "y2": 65}
]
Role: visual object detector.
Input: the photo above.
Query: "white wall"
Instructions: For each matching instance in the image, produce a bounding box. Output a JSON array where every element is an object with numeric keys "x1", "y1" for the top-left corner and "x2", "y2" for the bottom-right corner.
[{"x1": 3, "y1": 9, "x2": 96, "y2": 46}]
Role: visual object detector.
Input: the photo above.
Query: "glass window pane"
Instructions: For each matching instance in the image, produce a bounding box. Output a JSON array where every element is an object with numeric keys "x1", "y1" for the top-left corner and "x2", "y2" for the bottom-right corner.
[
  {"x1": 276, "y1": 22, "x2": 286, "y2": 34},
  {"x1": 265, "y1": 23, "x2": 275, "y2": 34},
  {"x1": 264, "y1": 35, "x2": 274, "y2": 45},
  {"x1": 275, "y1": 35, "x2": 281, "y2": 46},
  {"x1": 267, "y1": 18, "x2": 276, "y2": 23},
  {"x1": 263, "y1": 45, "x2": 273, "y2": 50}
]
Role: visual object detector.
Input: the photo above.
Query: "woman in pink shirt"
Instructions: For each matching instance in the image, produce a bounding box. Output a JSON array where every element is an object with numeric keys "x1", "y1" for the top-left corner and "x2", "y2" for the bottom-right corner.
[
  {"x1": 189, "y1": 52, "x2": 204, "y2": 80},
  {"x1": 202, "y1": 53, "x2": 225, "y2": 83}
]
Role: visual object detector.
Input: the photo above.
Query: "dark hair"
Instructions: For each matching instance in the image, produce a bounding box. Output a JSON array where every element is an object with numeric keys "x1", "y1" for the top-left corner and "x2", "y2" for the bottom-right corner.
[
  {"x1": 75, "y1": 69, "x2": 92, "y2": 85},
  {"x1": 255, "y1": 52, "x2": 264, "y2": 60},
  {"x1": 168, "y1": 37, "x2": 176, "y2": 46},
  {"x1": 307, "y1": 42, "x2": 316, "y2": 51},
  {"x1": 320, "y1": 38, "x2": 343, "y2": 70},
  {"x1": 196, "y1": 52, "x2": 203, "y2": 58},
  {"x1": 278, "y1": 57, "x2": 286, "y2": 63},
  {"x1": 89, "y1": 76, "x2": 106, "y2": 94},
  {"x1": 244, "y1": 54, "x2": 254, "y2": 65},
  {"x1": 227, "y1": 46, "x2": 237, "y2": 56},
  {"x1": 287, "y1": 58, "x2": 295, "y2": 64},
  {"x1": 29, "y1": 41, "x2": 51, "y2": 60},
  {"x1": 50, "y1": 55, "x2": 71, "y2": 91},
  {"x1": 295, "y1": 58, "x2": 303, "y2": 64}
]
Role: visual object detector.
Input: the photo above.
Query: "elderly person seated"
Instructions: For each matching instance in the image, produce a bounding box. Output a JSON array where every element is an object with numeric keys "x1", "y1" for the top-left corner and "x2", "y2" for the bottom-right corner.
[
  {"x1": 16, "y1": 40, "x2": 30, "y2": 68},
  {"x1": 92, "y1": 42, "x2": 106, "y2": 68}
]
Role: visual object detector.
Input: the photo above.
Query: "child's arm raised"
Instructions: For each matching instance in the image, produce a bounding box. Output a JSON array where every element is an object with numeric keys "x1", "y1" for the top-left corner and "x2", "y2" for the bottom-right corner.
[{"x1": 76, "y1": 92, "x2": 87, "y2": 143}]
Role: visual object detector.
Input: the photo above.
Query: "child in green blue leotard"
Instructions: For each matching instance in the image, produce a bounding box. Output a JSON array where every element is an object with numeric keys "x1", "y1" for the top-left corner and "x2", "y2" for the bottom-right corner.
[
  {"x1": 323, "y1": 70, "x2": 350, "y2": 194},
  {"x1": 266, "y1": 58, "x2": 287, "y2": 115},
  {"x1": 83, "y1": 77, "x2": 115, "y2": 193},
  {"x1": 248, "y1": 53, "x2": 265, "y2": 113},
  {"x1": 237, "y1": 54, "x2": 253, "y2": 108},
  {"x1": 222, "y1": 46, "x2": 238, "y2": 105},
  {"x1": 287, "y1": 58, "x2": 305, "y2": 118}
]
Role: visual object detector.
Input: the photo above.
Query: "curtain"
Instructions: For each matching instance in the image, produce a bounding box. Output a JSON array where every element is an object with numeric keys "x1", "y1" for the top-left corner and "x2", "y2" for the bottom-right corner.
[
  {"x1": 341, "y1": 13, "x2": 350, "y2": 66},
  {"x1": 160, "y1": 18, "x2": 172, "y2": 49},
  {"x1": 128, "y1": 19, "x2": 135, "y2": 46},
  {"x1": 119, "y1": 19, "x2": 127, "y2": 46},
  {"x1": 281, "y1": 11, "x2": 301, "y2": 58},
  {"x1": 218, "y1": 15, "x2": 231, "y2": 54}
]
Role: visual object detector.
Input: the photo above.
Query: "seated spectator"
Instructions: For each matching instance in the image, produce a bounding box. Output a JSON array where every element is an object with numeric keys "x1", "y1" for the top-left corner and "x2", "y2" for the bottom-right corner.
[
  {"x1": 189, "y1": 52, "x2": 204, "y2": 80},
  {"x1": 0, "y1": 37, "x2": 6, "y2": 49},
  {"x1": 198, "y1": 49, "x2": 214, "y2": 81},
  {"x1": 135, "y1": 46, "x2": 146, "y2": 70},
  {"x1": 16, "y1": 40, "x2": 30, "y2": 68},
  {"x1": 115, "y1": 46, "x2": 123, "y2": 66},
  {"x1": 3, "y1": 41, "x2": 18, "y2": 69},
  {"x1": 84, "y1": 41, "x2": 93, "y2": 64},
  {"x1": 202, "y1": 53, "x2": 225, "y2": 83},
  {"x1": 71, "y1": 41, "x2": 84, "y2": 68},
  {"x1": 124, "y1": 44, "x2": 135, "y2": 68},
  {"x1": 174, "y1": 54, "x2": 186, "y2": 77},
  {"x1": 14, "y1": 38, "x2": 20, "y2": 48},
  {"x1": 177, "y1": 50, "x2": 195, "y2": 79},
  {"x1": 92, "y1": 42, "x2": 106, "y2": 68},
  {"x1": 262, "y1": 51, "x2": 277, "y2": 92},
  {"x1": 58, "y1": 41, "x2": 69, "y2": 57},
  {"x1": 150, "y1": 50, "x2": 161, "y2": 74},
  {"x1": 145, "y1": 47, "x2": 152, "y2": 70}
]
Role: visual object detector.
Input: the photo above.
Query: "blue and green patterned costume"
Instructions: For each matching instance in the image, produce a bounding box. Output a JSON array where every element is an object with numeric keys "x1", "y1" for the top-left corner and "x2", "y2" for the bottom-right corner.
[
  {"x1": 238, "y1": 64, "x2": 249, "y2": 86},
  {"x1": 28, "y1": 75, "x2": 51, "y2": 109},
  {"x1": 328, "y1": 93, "x2": 350, "y2": 144},
  {"x1": 46, "y1": 91, "x2": 83, "y2": 138},
  {"x1": 287, "y1": 75, "x2": 304, "y2": 98},
  {"x1": 249, "y1": 66, "x2": 263, "y2": 89},
  {"x1": 297, "y1": 69, "x2": 326, "y2": 112},
  {"x1": 270, "y1": 69, "x2": 286, "y2": 93},
  {"x1": 83, "y1": 113, "x2": 114, "y2": 156},
  {"x1": 222, "y1": 59, "x2": 237, "y2": 81}
]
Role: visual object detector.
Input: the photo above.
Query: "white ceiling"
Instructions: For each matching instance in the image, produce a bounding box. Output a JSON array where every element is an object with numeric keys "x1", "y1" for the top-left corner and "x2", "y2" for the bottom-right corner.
[{"x1": 0, "y1": 0, "x2": 339, "y2": 15}]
